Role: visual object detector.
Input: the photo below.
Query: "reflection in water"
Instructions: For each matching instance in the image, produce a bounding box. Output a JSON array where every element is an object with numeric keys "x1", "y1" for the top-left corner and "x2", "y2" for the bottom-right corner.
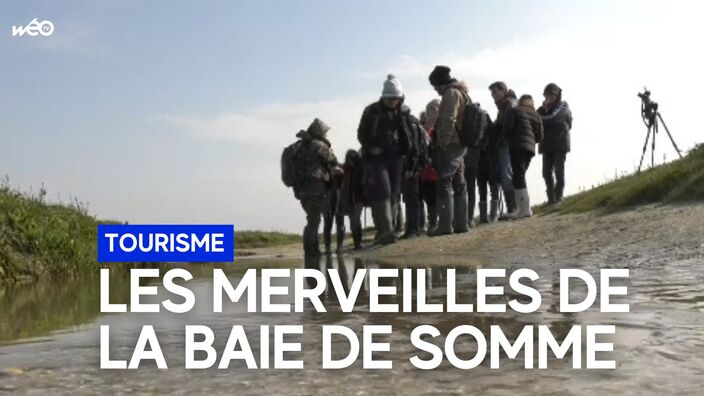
[
  {"x1": 0, "y1": 255, "x2": 703, "y2": 395},
  {"x1": 0, "y1": 273, "x2": 131, "y2": 344}
]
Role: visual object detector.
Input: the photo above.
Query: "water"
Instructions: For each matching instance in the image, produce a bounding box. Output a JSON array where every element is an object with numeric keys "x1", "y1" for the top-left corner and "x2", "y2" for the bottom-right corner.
[{"x1": 1, "y1": 255, "x2": 703, "y2": 395}]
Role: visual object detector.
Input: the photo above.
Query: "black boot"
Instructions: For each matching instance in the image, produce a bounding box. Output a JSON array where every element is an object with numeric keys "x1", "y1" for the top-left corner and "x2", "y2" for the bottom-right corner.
[
  {"x1": 489, "y1": 200, "x2": 500, "y2": 222},
  {"x1": 427, "y1": 204, "x2": 438, "y2": 233},
  {"x1": 352, "y1": 227, "x2": 362, "y2": 250},
  {"x1": 393, "y1": 201, "x2": 404, "y2": 234},
  {"x1": 403, "y1": 197, "x2": 420, "y2": 238},
  {"x1": 372, "y1": 200, "x2": 396, "y2": 245},
  {"x1": 323, "y1": 231, "x2": 332, "y2": 254},
  {"x1": 479, "y1": 201, "x2": 488, "y2": 224},
  {"x1": 429, "y1": 194, "x2": 453, "y2": 237},
  {"x1": 546, "y1": 183, "x2": 556, "y2": 205},
  {"x1": 555, "y1": 184, "x2": 564, "y2": 203},
  {"x1": 499, "y1": 187, "x2": 516, "y2": 221},
  {"x1": 467, "y1": 192, "x2": 476, "y2": 228},
  {"x1": 336, "y1": 226, "x2": 345, "y2": 252},
  {"x1": 453, "y1": 192, "x2": 469, "y2": 234}
]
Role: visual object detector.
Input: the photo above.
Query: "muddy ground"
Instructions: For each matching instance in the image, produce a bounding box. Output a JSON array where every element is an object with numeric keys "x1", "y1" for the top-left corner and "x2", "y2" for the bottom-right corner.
[{"x1": 353, "y1": 203, "x2": 704, "y2": 267}]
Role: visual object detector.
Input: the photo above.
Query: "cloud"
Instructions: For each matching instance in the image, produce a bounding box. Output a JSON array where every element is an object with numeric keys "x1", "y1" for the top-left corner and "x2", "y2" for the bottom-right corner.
[{"x1": 153, "y1": 8, "x2": 704, "y2": 232}]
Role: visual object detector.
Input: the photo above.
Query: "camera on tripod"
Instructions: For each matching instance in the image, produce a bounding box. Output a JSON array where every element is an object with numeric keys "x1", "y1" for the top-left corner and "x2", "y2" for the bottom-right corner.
[
  {"x1": 638, "y1": 88, "x2": 658, "y2": 126},
  {"x1": 636, "y1": 88, "x2": 682, "y2": 172}
]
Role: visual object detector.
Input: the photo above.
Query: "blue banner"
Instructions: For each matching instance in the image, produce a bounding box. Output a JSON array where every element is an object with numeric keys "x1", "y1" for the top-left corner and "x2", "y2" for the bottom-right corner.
[{"x1": 97, "y1": 224, "x2": 234, "y2": 262}]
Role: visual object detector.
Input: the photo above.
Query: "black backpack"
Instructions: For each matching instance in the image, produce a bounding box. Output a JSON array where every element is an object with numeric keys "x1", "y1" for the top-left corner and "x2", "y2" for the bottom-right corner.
[
  {"x1": 459, "y1": 96, "x2": 491, "y2": 149},
  {"x1": 280, "y1": 137, "x2": 307, "y2": 188}
]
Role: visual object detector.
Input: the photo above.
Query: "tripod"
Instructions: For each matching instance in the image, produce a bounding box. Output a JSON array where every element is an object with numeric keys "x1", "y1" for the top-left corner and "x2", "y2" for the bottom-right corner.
[{"x1": 637, "y1": 89, "x2": 682, "y2": 172}]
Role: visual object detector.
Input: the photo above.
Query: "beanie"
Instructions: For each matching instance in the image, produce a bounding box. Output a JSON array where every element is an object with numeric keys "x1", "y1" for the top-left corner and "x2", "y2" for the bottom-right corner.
[
  {"x1": 381, "y1": 74, "x2": 404, "y2": 98},
  {"x1": 429, "y1": 65, "x2": 453, "y2": 86},
  {"x1": 307, "y1": 118, "x2": 330, "y2": 138},
  {"x1": 544, "y1": 83, "x2": 562, "y2": 98}
]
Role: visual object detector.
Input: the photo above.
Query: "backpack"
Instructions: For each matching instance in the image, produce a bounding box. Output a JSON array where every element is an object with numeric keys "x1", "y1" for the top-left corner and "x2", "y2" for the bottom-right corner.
[
  {"x1": 459, "y1": 97, "x2": 492, "y2": 149},
  {"x1": 280, "y1": 138, "x2": 307, "y2": 188}
]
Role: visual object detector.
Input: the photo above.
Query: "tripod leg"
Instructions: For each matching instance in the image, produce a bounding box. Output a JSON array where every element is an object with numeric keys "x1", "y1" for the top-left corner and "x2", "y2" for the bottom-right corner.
[
  {"x1": 638, "y1": 127, "x2": 652, "y2": 172},
  {"x1": 651, "y1": 122, "x2": 656, "y2": 168},
  {"x1": 657, "y1": 113, "x2": 683, "y2": 158}
]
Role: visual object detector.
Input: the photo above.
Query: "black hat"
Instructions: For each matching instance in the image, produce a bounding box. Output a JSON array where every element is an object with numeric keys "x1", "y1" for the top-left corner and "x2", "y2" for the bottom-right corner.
[
  {"x1": 544, "y1": 83, "x2": 562, "y2": 98},
  {"x1": 429, "y1": 65, "x2": 453, "y2": 86}
]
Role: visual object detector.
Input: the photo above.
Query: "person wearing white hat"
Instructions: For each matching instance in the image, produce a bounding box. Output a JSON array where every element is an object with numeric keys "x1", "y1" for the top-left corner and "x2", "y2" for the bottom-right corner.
[{"x1": 357, "y1": 74, "x2": 418, "y2": 245}]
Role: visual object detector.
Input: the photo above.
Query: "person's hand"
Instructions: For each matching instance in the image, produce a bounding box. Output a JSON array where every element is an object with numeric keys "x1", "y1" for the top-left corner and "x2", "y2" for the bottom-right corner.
[{"x1": 332, "y1": 166, "x2": 344, "y2": 176}]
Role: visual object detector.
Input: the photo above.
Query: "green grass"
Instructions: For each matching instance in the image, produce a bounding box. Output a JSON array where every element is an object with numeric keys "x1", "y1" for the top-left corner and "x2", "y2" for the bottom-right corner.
[
  {"x1": 0, "y1": 178, "x2": 301, "y2": 282},
  {"x1": 0, "y1": 180, "x2": 106, "y2": 282},
  {"x1": 235, "y1": 230, "x2": 300, "y2": 249},
  {"x1": 539, "y1": 143, "x2": 704, "y2": 214}
]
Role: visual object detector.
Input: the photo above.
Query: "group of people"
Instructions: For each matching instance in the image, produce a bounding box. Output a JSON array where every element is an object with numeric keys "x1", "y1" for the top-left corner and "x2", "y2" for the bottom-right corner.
[{"x1": 283, "y1": 65, "x2": 573, "y2": 258}]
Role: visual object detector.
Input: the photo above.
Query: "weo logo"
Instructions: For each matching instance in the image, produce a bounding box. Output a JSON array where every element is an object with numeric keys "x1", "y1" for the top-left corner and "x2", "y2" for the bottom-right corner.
[{"x1": 11, "y1": 18, "x2": 54, "y2": 37}]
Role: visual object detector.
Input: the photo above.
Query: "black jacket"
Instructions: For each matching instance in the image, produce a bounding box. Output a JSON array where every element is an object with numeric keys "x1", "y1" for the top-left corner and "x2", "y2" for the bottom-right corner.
[
  {"x1": 538, "y1": 101, "x2": 572, "y2": 154},
  {"x1": 505, "y1": 106, "x2": 543, "y2": 155},
  {"x1": 357, "y1": 100, "x2": 415, "y2": 159}
]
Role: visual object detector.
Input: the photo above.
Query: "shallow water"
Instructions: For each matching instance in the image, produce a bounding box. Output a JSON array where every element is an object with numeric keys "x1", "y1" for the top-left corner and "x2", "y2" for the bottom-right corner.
[{"x1": 1, "y1": 254, "x2": 703, "y2": 395}]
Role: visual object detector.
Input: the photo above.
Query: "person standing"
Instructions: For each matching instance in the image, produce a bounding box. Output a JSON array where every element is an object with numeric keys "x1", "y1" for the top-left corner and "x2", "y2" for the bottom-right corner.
[
  {"x1": 338, "y1": 149, "x2": 366, "y2": 250},
  {"x1": 357, "y1": 74, "x2": 416, "y2": 245},
  {"x1": 477, "y1": 113, "x2": 501, "y2": 223},
  {"x1": 293, "y1": 118, "x2": 341, "y2": 257},
  {"x1": 489, "y1": 81, "x2": 518, "y2": 219},
  {"x1": 538, "y1": 83, "x2": 573, "y2": 204},
  {"x1": 505, "y1": 94, "x2": 543, "y2": 218},
  {"x1": 419, "y1": 100, "x2": 440, "y2": 232},
  {"x1": 428, "y1": 65, "x2": 470, "y2": 236},
  {"x1": 400, "y1": 113, "x2": 427, "y2": 239},
  {"x1": 323, "y1": 170, "x2": 345, "y2": 253}
]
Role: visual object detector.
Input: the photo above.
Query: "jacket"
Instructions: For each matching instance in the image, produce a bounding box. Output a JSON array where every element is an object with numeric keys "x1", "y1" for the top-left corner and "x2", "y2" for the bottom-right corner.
[
  {"x1": 357, "y1": 99, "x2": 415, "y2": 158},
  {"x1": 435, "y1": 80, "x2": 470, "y2": 150},
  {"x1": 505, "y1": 106, "x2": 544, "y2": 155},
  {"x1": 298, "y1": 132, "x2": 339, "y2": 184},
  {"x1": 537, "y1": 101, "x2": 572, "y2": 154}
]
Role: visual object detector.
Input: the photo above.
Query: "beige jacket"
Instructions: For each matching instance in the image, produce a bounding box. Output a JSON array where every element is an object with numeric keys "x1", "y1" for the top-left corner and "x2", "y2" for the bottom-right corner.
[{"x1": 435, "y1": 81, "x2": 469, "y2": 150}]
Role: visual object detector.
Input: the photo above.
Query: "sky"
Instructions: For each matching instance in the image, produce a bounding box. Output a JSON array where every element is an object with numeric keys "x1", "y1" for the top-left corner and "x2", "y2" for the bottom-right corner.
[{"x1": 1, "y1": 0, "x2": 703, "y2": 232}]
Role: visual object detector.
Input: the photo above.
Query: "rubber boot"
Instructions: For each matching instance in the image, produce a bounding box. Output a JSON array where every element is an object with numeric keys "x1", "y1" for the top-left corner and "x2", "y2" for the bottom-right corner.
[
  {"x1": 546, "y1": 183, "x2": 556, "y2": 205},
  {"x1": 453, "y1": 192, "x2": 469, "y2": 234},
  {"x1": 303, "y1": 222, "x2": 321, "y2": 258},
  {"x1": 336, "y1": 226, "x2": 345, "y2": 252},
  {"x1": 323, "y1": 230, "x2": 332, "y2": 254},
  {"x1": 352, "y1": 227, "x2": 362, "y2": 250},
  {"x1": 419, "y1": 204, "x2": 427, "y2": 232},
  {"x1": 479, "y1": 201, "x2": 488, "y2": 224},
  {"x1": 427, "y1": 204, "x2": 438, "y2": 234},
  {"x1": 429, "y1": 194, "x2": 453, "y2": 237},
  {"x1": 467, "y1": 192, "x2": 476, "y2": 228},
  {"x1": 489, "y1": 200, "x2": 500, "y2": 222},
  {"x1": 499, "y1": 187, "x2": 517, "y2": 221},
  {"x1": 393, "y1": 201, "x2": 404, "y2": 234},
  {"x1": 402, "y1": 197, "x2": 420, "y2": 239},
  {"x1": 555, "y1": 185, "x2": 564, "y2": 203},
  {"x1": 514, "y1": 189, "x2": 533, "y2": 219},
  {"x1": 372, "y1": 200, "x2": 396, "y2": 245}
]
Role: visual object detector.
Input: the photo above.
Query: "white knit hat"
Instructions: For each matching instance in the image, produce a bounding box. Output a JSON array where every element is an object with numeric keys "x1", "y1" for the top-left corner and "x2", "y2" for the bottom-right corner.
[{"x1": 381, "y1": 74, "x2": 403, "y2": 98}]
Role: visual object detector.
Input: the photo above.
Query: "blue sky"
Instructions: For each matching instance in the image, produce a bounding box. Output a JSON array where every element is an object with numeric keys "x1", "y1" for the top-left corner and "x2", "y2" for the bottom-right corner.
[{"x1": 2, "y1": 1, "x2": 702, "y2": 231}]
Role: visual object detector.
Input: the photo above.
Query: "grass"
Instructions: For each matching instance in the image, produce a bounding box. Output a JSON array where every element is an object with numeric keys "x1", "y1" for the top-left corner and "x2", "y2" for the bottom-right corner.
[
  {"x1": 0, "y1": 181, "x2": 300, "y2": 282},
  {"x1": 539, "y1": 143, "x2": 704, "y2": 214},
  {"x1": 0, "y1": 179, "x2": 105, "y2": 282}
]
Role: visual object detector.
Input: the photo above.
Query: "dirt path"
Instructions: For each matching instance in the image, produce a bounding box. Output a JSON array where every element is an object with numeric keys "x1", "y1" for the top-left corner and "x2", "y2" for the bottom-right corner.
[{"x1": 352, "y1": 203, "x2": 704, "y2": 267}]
